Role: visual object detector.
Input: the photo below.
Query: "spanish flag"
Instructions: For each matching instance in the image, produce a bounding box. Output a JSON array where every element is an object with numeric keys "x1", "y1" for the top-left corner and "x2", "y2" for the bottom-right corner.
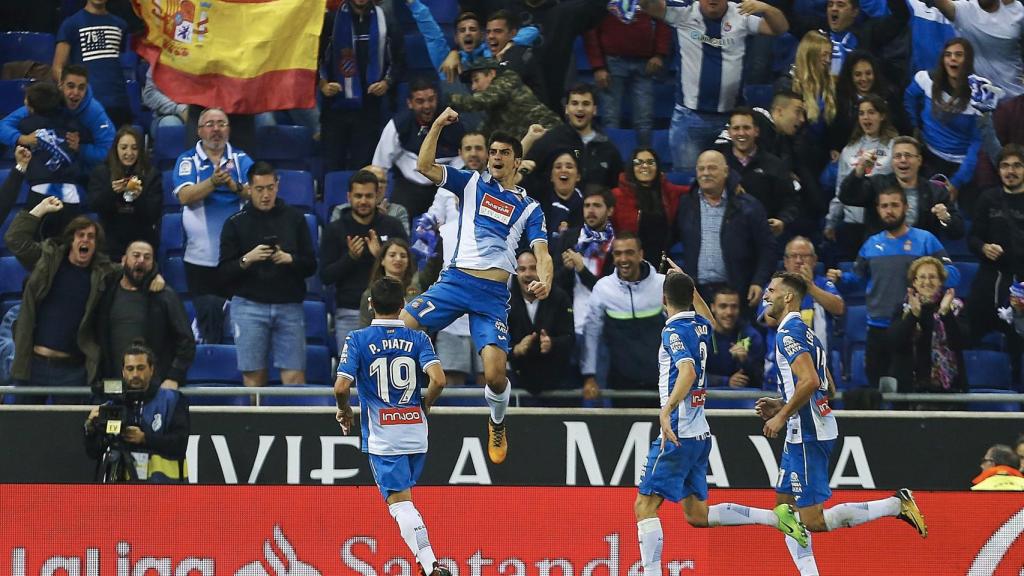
[{"x1": 132, "y1": 0, "x2": 326, "y2": 114}]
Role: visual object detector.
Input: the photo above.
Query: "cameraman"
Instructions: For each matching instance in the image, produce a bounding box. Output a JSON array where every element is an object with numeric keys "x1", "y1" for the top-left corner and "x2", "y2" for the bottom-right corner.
[{"x1": 84, "y1": 343, "x2": 190, "y2": 482}]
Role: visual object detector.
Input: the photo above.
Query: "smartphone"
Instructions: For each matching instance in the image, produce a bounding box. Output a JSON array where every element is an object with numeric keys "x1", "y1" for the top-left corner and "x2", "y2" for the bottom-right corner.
[
  {"x1": 659, "y1": 252, "x2": 670, "y2": 274},
  {"x1": 263, "y1": 235, "x2": 279, "y2": 250}
]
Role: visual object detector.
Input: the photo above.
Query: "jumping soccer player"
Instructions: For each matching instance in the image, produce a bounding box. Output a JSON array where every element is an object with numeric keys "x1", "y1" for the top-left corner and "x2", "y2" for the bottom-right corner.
[
  {"x1": 335, "y1": 277, "x2": 450, "y2": 576},
  {"x1": 405, "y1": 106, "x2": 552, "y2": 464},
  {"x1": 759, "y1": 271, "x2": 928, "y2": 576},
  {"x1": 634, "y1": 267, "x2": 809, "y2": 576}
]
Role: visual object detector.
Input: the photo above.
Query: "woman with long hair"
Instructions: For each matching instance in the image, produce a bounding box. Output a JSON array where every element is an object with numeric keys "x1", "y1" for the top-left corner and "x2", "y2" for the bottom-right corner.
[
  {"x1": 826, "y1": 94, "x2": 899, "y2": 259},
  {"x1": 87, "y1": 125, "x2": 162, "y2": 259},
  {"x1": 904, "y1": 37, "x2": 982, "y2": 205},
  {"x1": 358, "y1": 238, "x2": 423, "y2": 326},
  {"x1": 610, "y1": 147, "x2": 688, "y2": 266},
  {"x1": 792, "y1": 31, "x2": 837, "y2": 129},
  {"x1": 831, "y1": 50, "x2": 909, "y2": 152}
]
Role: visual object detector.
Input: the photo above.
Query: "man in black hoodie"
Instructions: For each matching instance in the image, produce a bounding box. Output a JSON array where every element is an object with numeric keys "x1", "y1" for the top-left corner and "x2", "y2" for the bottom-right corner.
[
  {"x1": 320, "y1": 170, "x2": 409, "y2": 353},
  {"x1": 219, "y1": 162, "x2": 317, "y2": 388}
]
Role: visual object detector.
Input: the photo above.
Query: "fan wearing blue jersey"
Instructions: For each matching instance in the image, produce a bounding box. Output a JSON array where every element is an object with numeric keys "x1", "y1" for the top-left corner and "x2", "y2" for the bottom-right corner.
[
  {"x1": 759, "y1": 272, "x2": 927, "y2": 576},
  {"x1": 403, "y1": 107, "x2": 553, "y2": 465},
  {"x1": 335, "y1": 277, "x2": 450, "y2": 576},
  {"x1": 634, "y1": 269, "x2": 808, "y2": 576}
]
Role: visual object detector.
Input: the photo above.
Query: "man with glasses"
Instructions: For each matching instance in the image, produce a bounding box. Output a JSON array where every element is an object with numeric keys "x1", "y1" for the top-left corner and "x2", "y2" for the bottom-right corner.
[
  {"x1": 173, "y1": 108, "x2": 253, "y2": 342},
  {"x1": 839, "y1": 136, "x2": 964, "y2": 243},
  {"x1": 759, "y1": 237, "x2": 845, "y2": 390},
  {"x1": 218, "y1": 162, "x2": 317, "y2": 390},
  {"x1": 971, "y1": 444, "x2": 1024, "y2": 490}
]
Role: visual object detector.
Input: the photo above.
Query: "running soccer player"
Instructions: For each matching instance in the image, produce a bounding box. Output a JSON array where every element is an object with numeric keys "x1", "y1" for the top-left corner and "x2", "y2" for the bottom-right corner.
[
  {"x1": 759, "y1": 271, "x2": 928, "y2": 576},
  {"x1": 405, "y1": 106, "x2": 552, "y2": 464},
  {"x1": 635, "y1": 268, "x2": 809, "y2": 576},
  {"x1": 335, "y1": 277, "x2": 450, "y2": 576}
]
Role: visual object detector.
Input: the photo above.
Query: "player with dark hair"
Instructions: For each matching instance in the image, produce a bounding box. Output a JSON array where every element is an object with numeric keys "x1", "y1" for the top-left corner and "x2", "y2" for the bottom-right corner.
[
  {"x1": 634, "y1": 264, "x2": 808, "y2": 576},
  {"x1": 335, "y1": 277, "x2": 449, "y2": 576},
  {"x1": 759, "y1": 271, "x2": 928, "y2": 575},
  {"x1": 406, "y1": 106, "x2": 552, "y2": 464}
]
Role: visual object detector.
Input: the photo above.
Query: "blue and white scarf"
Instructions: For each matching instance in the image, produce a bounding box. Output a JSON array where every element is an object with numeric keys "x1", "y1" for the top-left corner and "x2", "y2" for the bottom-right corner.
[
  {"x1": 575, "y1": 222, "x2": 614, "y2": 259},
  {"x1": 329, "y1": 2, "x2": 387, "y2": 109}
]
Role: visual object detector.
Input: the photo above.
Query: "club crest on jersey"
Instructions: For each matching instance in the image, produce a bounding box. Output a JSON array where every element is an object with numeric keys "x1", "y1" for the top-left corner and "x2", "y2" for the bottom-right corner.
[
  {"x1": 480, "y1": 193, "x2": 514, "y2": 225},
  {"x1": 782, "y1": 335, "x2": 801, "y2": 356},
  {"x1": 380, "y1": 407, "x2": 423, "y2": 425}
]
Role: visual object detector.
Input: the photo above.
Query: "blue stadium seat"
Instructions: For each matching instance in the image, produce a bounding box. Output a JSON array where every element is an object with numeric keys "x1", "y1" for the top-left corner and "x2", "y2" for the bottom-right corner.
[
  {"x1": 604, "y1": 128, "x2": 637, "y2": 165},
  {"x1": 268, "y1": 344, "x2": 332, "y2": 386},
  {"x1": 259, "y1": 384, "x2": 335, "y2": 406},
  {"x1": 574, "y1": 36, "x2": 592, "y2": 71},
  {"x1": 953, "y1": 261, "x2": 979, "y2": 298},
  {"x1": 154, "y1": 125, "x2": 185, "y2": 170},
  {"x1": 306, "y1": 274, "x2": 325, "y2": 303},
  {"x1": 304, "y1": 213, "x2": 319, "y2": 256},
  {"x1": 0, "y1": 32, "x2": 55, "y2": 66},
  {"x1": 653, "y1": 82, "x2": 675, "y2": 125},
  {"x1": 704, "y1": 390, "x2": 757, "y2": 409},
  {"x1": 187, "y1": 344, "x2": 243, "y2": 385},
  {"x1": 843, "y1": 305, "x2": 867, "y2": 347},
  {"x1": 943, "y1": 235, "x2": 973, "y2": 261},
  {"x1": 253, "y1": 125, "x2": 315, "y2": 171},
  {"x1": 0, "y1": 255, "x2": 27, "y2": 303},
  {"x1": 403, "y1": 34, "x2": 434, "y2": 71},
  {"x1": 666, "y1": 171, "x2": 694, "y2": 187},
  {"x1": 158, "y1": 213, "x2": 184, "y2": 260},
  {"x1": 320, "y1": 170, "x2": 355, "y2": 224},
  {"x1": 0, "y1": 80, "x2": 30, "y2": 118},
  {"x1": 162, "y1": 256, "x2": 189, "y2": 298},
  {"x1": 966, "y1": 388, "x2": 1022, "y2": 412},
  {"x1": 425, "y1": 0, "x2": 459, "y2": 23},
  {"x1": 277, "y1": 170, "x2": 315, "y2": 215},
  {"x1": 964, "y1": 350, "x2": 1013, "y2": 390},
  {"x1": 848, "y1": 348, "x2": 868, "y2": 388},
  {"x1": 978, "y1": 331, "x2": 1006, "y2": 351},
  {"x1": 652, "y1": 130, "x2": 672, "y2": 169},
  {"x1": 303, "y1": 300, "x2": 330, "y2": 346},
  {"x1": 161, "y1": 171, "x2": 180, "y2": 212},
  {"x1": 0, "y1": 212, "x2": 17, "y2": 256}
]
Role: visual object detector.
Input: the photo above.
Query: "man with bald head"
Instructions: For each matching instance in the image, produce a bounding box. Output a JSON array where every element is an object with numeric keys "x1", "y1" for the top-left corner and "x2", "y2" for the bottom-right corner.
[{"x1": 675, "y1": 150, "x2": 775, "y2": 313}]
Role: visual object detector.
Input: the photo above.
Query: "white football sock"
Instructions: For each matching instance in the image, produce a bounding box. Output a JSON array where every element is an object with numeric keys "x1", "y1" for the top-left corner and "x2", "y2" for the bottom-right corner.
[
  {"x1": 784, "y1": 530, "x2": 819, "y2": 576},
  {"x1": 637, "y1": 517, "x2": 663, "y2": 576},
  {"x1": 823, "y1": 497, "x2": 901, "y2": 530},
  {"x1": 389, "y1": 501, "x2": 437, "y2": 574},
  {"x1": 708, "y1": 503, "x2": 778, "y2": 527},
  {"x1": 484, "y1": 380, "x2": 511, "y2": 424}
]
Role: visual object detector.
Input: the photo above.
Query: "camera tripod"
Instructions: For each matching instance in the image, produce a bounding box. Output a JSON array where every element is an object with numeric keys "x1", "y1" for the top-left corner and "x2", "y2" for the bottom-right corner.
[{"x1": 95, "y1": 437, "x2": 141, "y2": 483}]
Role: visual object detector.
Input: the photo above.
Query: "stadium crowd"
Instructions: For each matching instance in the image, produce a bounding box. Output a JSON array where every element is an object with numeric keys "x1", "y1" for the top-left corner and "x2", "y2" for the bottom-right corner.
[{"x1": 1, "y1": 0, "x2": 1024, "y2": 409}]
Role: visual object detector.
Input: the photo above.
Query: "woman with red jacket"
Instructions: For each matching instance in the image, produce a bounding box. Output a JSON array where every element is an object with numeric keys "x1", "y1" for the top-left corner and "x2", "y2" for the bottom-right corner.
[{"x1": 611, "y1": 147, "x2": 689, "y2": 266}]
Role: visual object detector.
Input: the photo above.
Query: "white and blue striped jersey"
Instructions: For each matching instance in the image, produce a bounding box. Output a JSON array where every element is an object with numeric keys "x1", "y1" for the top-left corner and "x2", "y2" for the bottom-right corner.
[
  {"x1": 775, "y1": 311, "x2": 839, "y2": 444},
  {"x1": 659, "y1": 311, "x2": 713, "y2": 438},
  {"x1": 336, "y1": 319, "x2": 441, "y2": 456},
  {"x1": 439, "y1": 166, "x2": 548, "y2": 274},
  {"x1": 664, "y1": 1, "x2": 762, "y2": 113}
]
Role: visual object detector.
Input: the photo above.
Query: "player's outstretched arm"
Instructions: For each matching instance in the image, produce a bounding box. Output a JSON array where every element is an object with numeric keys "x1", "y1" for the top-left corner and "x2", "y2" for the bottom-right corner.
[
  {"x1": 763, "y1": 352, "x2": 819, "y2": 438},
  {"x1": 334, "y1": 374, "x2": 355, "y2": 434},
  {"x1": 422, "y1": 363, "x2": 447, "y2": 413},
  {"x1": 417, "y1": 107, "x2": 460, "y2": 186}
]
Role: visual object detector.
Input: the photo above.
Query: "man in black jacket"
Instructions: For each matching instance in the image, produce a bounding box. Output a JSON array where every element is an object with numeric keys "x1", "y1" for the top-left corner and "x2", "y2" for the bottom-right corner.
[
  {"x1": 508, "y1": 249, "x2": 574, "y2": 398},
  {"x1": 675, "y1": 150, "x2": 776, "y2": 311},
  {"x1": 719, "y1": 107, "x2": 801, "y2": 241},
  {"x1": 96, "y1": 240, "x2": 194, "y2": 390},
  {"x1": 320, "y1": 170, "x2": 408, "y2": 353},
  {"x1": 839, "y1": 136, "x2": 964, "y2": 241},
  {"x1": 219, "y1": 162, "x2": 317, "y2": 388},
  {"x1": 526, "y1": 84, "x2": 623, "y2": 191}
]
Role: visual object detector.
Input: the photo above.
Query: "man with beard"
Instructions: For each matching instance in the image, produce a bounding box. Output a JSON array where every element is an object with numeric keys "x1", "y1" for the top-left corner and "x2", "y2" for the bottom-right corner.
[
  {"x1": 704, "y1": 287, "x2": 766, "y2": 389},
  {"x1": 84, "y1": 343, "x2": 190, "y2": 482},
  {"x1": 96, "y1": 240, "x2": 195, "y2": 392},
  {"x1": 4, "y1": 198, "x2": 116, "y2": 403},
  {"x1": 966, "y1": 143, "x2": 1024, "y2": 342},
  {"x1": 826, "y1": 188, "x2": 959, "y2": 389},
  {"x1": 322, "y1": 170, "x2": 409, "y2": 354},
  {"x1": 372, "y1": 78, "x2": 465, "y2": 221}
]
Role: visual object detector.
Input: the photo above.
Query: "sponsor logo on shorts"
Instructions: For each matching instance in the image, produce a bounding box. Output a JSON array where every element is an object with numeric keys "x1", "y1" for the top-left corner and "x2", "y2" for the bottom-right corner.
[
  {"x1": 494, "y1": 320, "x2": 509, "y2": 334},
  {"x1": 380, "y1": 407, "x2": 423, "y2": 425},
  {"x1": 480, "y1": 193, "x2": 515, "y2": 225},
  {"x1": 790, "y1": 471, "x2": 803, "y2": 494}
]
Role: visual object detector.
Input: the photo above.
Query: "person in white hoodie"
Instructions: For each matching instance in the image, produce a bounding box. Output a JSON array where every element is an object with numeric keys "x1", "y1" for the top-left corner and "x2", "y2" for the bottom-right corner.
[{"x1": 825, "y1": 94, "x2": 898, "y2": 261}]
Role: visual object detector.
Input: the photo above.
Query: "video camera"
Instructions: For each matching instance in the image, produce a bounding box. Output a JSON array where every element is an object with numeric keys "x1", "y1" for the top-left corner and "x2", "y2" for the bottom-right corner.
[{"x1": 93, "y1": 379, "x2": 145, "y2": 438}]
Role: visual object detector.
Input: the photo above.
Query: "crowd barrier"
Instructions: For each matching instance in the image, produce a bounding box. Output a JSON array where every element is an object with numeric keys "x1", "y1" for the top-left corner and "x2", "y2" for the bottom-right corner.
[{"x1": 1, "y1": 485, "x2": 1022, "y2": 575}]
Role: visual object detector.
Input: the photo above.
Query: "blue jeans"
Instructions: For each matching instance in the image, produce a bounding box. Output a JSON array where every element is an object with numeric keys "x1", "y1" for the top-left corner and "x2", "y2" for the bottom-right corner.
[
  {"x1": 11, "y1": 355, "x2": 87, "y2": 405},
  {"x1": 231, "y1": 297, "x2": 306, "y2": 372},
  {"x1": 669, "y1": 106, "x2": 729, "y2": 172},
  {"x1": 600, "y1": 56, "x2": 656, "y2": 146}
]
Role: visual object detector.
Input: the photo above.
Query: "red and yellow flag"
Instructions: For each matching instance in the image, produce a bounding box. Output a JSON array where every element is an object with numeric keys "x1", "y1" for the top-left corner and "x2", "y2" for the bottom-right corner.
[{"x1": 132, "y1": 0, "x2": 326, "y2": 114}]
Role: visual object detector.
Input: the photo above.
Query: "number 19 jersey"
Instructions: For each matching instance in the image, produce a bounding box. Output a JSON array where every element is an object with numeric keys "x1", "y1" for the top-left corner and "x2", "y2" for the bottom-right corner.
[
  {"x1": 659, "y1": 311, "x2": 713, "y2": 439},
  {"x1": 337, "y1": 319, "x2": 441, "y2": 456}
]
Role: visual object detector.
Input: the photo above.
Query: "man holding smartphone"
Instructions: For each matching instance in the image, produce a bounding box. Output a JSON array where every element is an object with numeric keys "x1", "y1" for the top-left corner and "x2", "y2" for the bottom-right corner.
[{"x1": 218, "y1": 161, "x2": 317, "y2": 390}]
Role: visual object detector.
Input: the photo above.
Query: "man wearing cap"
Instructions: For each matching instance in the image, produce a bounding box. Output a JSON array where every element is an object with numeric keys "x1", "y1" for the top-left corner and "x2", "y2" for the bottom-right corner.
[{"x1": 448, "y1": 59, "x2": 561, "y2": 140}]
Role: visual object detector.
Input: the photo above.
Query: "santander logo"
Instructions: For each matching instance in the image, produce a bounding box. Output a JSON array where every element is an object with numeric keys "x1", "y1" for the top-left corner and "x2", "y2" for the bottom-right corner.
[
  {"x1": 967, "y1": 508, "x2": 1024, "y2": 575},
  {"x1": 380, "y1": 407, "x2": 423, "y2": 425}
]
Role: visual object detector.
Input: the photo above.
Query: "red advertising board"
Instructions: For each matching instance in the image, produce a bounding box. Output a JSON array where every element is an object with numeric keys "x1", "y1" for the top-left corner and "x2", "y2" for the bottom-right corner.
[{"x1": 1, "y1": 486, "x2": 1022, "y2": 575}]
